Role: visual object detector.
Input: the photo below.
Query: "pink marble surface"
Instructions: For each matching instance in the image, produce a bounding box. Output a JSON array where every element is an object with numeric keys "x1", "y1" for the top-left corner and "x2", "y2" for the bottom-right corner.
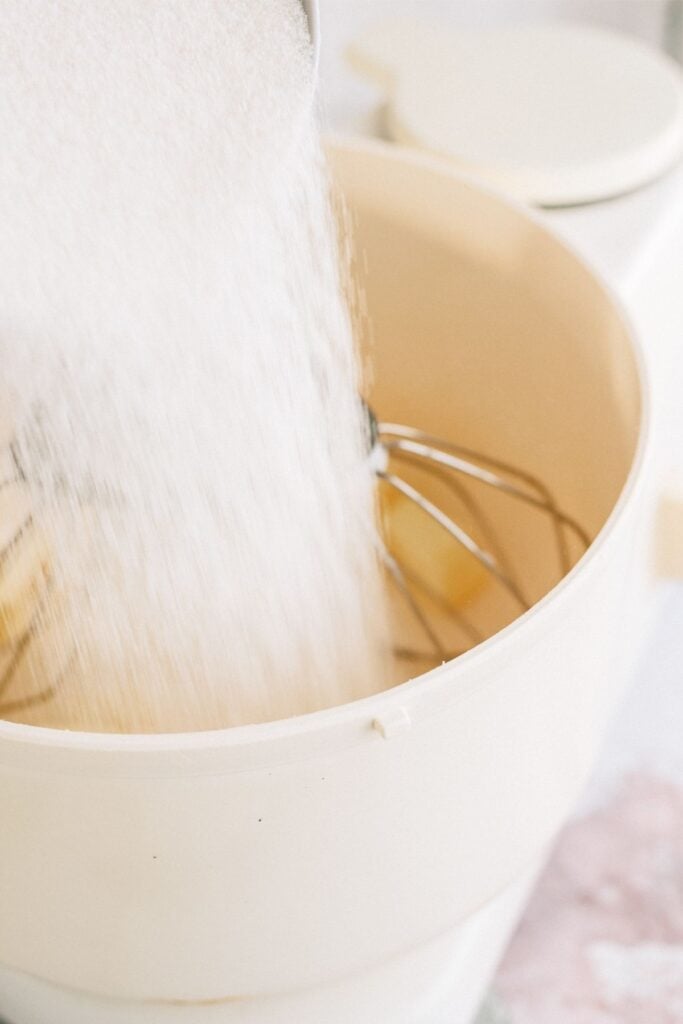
[{"x1": 494, "y1": 775, "x2": 683, "y2": 1023}]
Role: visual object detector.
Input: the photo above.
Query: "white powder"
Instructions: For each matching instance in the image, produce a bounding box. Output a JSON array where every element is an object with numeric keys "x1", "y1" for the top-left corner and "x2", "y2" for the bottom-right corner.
[{"x1": 0, "y1": 0, "x2": 390, "y2": 731}]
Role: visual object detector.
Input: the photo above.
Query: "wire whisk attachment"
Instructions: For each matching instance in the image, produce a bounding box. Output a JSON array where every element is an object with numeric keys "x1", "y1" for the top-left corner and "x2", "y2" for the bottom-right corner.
[{"x1": 366, "y1": 404, "x2": 591, "y2": 666}]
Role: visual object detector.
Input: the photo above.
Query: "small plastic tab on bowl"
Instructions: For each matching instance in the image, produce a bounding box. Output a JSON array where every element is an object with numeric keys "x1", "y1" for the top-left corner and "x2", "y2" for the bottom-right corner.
[{"x1": 373, "y1": 705, "x2": 412, "y2": 739}]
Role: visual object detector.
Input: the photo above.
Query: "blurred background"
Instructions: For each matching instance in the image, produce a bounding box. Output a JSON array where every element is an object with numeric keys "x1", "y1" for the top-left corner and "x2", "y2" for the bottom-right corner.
[{"x1": 318, "y1": 0, "x2": 683, "y2": 132}]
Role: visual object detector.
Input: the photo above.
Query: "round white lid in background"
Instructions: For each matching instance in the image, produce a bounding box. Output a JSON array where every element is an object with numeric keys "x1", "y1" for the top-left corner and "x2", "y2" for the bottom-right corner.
[{"x1": 348, "y1": 20, "x2": 683, "y2": 207}]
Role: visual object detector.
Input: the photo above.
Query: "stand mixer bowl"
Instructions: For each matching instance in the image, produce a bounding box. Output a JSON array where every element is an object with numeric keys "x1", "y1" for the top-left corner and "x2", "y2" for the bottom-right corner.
[{"x1": 0, "y1": 139, "x2": 654, "y2": 1024}]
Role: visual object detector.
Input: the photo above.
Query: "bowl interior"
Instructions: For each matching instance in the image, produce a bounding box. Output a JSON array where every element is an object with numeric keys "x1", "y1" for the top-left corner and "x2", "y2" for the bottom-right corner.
[
  {"x1": 0, "y1": 143, "x2": 644, "y2": 737},
  {"x1": 332, "y1": 143, "x2": 643, "y2": 658}
]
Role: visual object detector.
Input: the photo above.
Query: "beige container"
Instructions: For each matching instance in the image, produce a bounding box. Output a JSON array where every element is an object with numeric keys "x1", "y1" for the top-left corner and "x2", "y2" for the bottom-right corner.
[{"x1": 0, "y1": 140, "x2": 656, "y2": 1024}]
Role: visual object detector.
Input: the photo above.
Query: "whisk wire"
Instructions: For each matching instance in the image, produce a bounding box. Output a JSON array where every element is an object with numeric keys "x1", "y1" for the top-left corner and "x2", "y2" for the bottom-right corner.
[
  {"x1": 379, "y1": 469, "x2": 530, "y2": 611},
  {"x1": 381, "y1": 547, "x2": 449, "y2": 661},
  {"x1": 373, "y1": 412, "x2": 591, "y2": 669},
  {"x1": 381, "y1": 425, "x2": 590, "y2": 569},
  {"x1": 0, "y1": 474, "x2": 60, "y2": 717},
  {"x1": 388, "y1": 449, "x2": 523, "y2": 595}
]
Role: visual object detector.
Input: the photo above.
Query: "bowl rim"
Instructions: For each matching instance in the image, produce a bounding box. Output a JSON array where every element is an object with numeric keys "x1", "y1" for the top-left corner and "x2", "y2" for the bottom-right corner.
[{"x1": 0, "y1": 138, "x2": 652, "y2": 764}]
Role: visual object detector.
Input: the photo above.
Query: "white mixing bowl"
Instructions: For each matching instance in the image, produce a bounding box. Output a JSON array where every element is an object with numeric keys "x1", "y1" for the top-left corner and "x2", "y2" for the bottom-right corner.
[{"x1": 0, "y1": 140, "x2": 655, "y2": 1024}]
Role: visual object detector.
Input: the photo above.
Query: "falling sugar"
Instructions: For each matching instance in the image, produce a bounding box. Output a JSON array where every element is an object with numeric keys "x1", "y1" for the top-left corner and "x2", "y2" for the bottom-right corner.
[{"x1": 0, "y1": 0, "x2": 390, "y2": 731}]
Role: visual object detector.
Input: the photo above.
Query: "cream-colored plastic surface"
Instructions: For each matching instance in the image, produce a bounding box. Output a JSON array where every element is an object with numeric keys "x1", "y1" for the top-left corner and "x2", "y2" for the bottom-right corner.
[
  {"x1": 0, "y1": 857, "x2": 540, "y2": 1024},
  {"x1": 348, "y1": 21, "x2": 683, "y2": 206},
  {"x1": 0, "y1": 141, "x2": 651, "y2": 1019}
]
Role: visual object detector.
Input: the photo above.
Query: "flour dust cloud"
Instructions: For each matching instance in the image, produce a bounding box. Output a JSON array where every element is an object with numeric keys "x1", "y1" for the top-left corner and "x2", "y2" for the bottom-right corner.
[{"x1": 0, "y1": 0, "x2": 390, "y2": 731}]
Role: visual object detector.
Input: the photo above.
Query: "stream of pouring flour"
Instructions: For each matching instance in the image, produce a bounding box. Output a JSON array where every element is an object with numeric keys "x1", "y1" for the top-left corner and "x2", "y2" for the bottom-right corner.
[{"x1": 0, "y1": 0, "x2": 390, "y2": 731}]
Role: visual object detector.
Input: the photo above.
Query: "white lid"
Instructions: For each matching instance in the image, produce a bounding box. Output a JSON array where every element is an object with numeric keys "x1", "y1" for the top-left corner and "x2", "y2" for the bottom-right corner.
[{"x1": 348, "y1": 20, "x2": 683, "y2": 206}]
